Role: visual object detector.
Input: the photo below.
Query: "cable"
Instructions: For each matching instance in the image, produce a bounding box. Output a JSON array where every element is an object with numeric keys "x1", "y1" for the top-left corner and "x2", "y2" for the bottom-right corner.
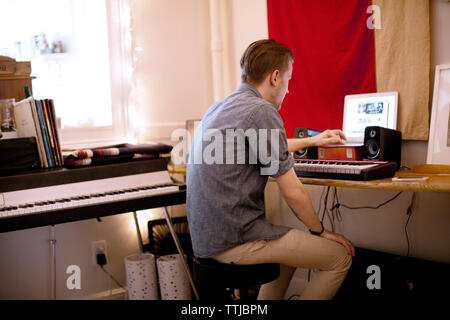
[
  {"x1": 96, "y1": 252, "x2": 125, "y2": 290},
  {"x1": 404, "y1": 192, "x2": 416, "y2": 258},
  {"x1": 100, "y1": 265, "x2": 125, "y2": 290},
  {"x1": 330, "y1": 189, "x2": 415, "y2": 258},
  {"x1": 320, "y1": 186, "x2": 339, "y2": 232},
  {"x1": 331, "y1": 187, "x2": 342, "y2": 225},
  {"x1": 316, "y1": 186, "x2": 327, "y2": 219},
  {"x1": 333, "y1": 191, "x2": 403, "y2": 210},
  {"x1": 325, "y1": 194, "x2": 334, "y2": 231},
  {"x1": 320, "y1": 186, "x2": 331, "y2": 224}
]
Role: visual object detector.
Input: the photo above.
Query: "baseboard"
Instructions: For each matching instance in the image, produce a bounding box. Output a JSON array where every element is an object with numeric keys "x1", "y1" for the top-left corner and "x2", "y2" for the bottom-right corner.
[{"x1": 78, "y1": 287, "x2": 128, "y2": 300}]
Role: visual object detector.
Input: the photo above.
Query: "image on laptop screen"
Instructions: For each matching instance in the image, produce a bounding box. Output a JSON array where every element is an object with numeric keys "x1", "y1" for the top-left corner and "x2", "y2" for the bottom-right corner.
[{"x1": 342, "y1": 92, "x2": 398, "y2": 144}]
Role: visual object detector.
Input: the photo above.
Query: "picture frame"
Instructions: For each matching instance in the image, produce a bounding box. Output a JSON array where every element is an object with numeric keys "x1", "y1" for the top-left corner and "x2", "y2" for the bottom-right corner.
[{"x1": 426, "y1": 64, "x2": 450, "y2": 165}]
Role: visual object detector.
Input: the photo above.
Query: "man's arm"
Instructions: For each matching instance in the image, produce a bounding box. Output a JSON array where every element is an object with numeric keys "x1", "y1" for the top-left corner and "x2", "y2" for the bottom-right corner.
[
  {"x1": 275, "y1": 168, "x2": 355, "y2": 256},
  {"x1": 287, "y1": 129, "x2": 347, "y2": 152},
  {"x1": 287, "y1": 137, "x2": 316, "y2": 153}
]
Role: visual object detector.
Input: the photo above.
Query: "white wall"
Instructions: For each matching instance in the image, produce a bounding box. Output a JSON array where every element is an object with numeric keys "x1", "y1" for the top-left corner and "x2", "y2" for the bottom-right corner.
[
  {"x1": 227, "y1": 0, "x2": 269, "y2": 91},
  {"x1": 132, "y1": 0, "x2": 214, "y2": 141},
  {"x1": 131, "y1": 0, "x2": 270, "y2": 141},
  {"x1": 0, "y1": 205, "x2": 186, "y2": 299},
  {"x1": 0, "y1": 212, "x2": 138, "y2": 299}
]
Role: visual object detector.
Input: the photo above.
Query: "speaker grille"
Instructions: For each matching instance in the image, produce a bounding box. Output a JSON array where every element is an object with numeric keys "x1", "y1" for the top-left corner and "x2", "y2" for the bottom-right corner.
[
  {"x1": 364, "y1": 139, "x2": 380, "y2": 159},
  {"x1": 294, "y1": 148, "x2": 307, "y2": 158}
]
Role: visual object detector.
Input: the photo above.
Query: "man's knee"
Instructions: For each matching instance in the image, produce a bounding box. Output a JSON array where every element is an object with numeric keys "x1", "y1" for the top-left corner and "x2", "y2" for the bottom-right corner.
[
  {"x1": 335, "y1": 246, "x2": 352, "y2": 273},
  {"x1": 324, "y1": 242, "x2": 353, "y2": 274}
]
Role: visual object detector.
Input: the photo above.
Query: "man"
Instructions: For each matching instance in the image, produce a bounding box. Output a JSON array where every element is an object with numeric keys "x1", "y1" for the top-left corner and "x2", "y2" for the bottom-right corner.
[{"x1": 187, "y1": 39, "x2": 354, "y2": 300}]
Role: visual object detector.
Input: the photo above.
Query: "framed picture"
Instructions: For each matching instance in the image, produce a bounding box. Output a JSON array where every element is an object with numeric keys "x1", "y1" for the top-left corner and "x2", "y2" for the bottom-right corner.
[{"x1": 427, "y1": 64, "x2": 450, "y2": 165}]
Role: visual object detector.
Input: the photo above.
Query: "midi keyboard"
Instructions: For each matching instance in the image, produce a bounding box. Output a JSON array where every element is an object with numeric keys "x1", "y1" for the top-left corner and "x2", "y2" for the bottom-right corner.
[{"x1": 294, "y1": 159, "x2": 397, "y2": 181}]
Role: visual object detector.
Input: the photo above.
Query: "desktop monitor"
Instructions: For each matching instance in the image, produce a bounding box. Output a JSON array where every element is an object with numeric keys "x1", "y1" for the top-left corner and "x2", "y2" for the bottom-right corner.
[{"x1": 342, "y1": 92, "x2": 398, "y2": 144}]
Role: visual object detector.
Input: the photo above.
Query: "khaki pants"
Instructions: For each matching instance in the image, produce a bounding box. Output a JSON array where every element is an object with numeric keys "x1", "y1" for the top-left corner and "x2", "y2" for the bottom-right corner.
[{"x1": 213, "y1": 229, "x2": 352, "y2": 300}]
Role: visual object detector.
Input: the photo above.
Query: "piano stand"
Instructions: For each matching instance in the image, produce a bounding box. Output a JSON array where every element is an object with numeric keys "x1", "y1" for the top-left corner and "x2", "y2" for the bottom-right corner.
[
  {"x1": 133, "y1": 211, "x2": 144, "y2": 253},
  {"x1": 0, "y1": 159, "x2": 197, "y2": 298}
]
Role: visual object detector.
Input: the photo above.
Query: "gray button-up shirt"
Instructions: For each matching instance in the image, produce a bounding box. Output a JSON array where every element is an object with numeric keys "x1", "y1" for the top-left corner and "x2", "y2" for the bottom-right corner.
[{"x1": 186, "y1": 83, "x2": 294, "y2": 258}]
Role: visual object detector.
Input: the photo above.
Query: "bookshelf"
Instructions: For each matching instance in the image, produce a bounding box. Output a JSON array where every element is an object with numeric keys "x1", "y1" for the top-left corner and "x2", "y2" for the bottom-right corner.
[
  {"x1": 0, "y1": 73, "x2": 63, "y2": 169},
  {"x1": 0, "y1": 76, "x2": 35, "y2": 101}
]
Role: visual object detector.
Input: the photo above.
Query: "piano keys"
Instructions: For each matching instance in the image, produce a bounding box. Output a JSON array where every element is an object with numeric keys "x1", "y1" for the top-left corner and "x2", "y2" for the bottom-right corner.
[
  {"x1": 0, "y1": 159, "x2": 186, "y2": 233},
  {"x1": 294, "y1": 159, "x2": 397, "y2": 181}
]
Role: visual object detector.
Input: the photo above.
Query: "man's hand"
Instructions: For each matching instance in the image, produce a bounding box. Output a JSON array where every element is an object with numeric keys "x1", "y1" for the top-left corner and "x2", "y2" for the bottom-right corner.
[
  {"x1": 287, "y1": 129, "x2": 346, "y2": 152},
  {"x1": 320, "y1": 229, "x2": 355, "y2": 257},
  {"x1": 311, "y1": 129, "x2": 346, "y2": 146}
]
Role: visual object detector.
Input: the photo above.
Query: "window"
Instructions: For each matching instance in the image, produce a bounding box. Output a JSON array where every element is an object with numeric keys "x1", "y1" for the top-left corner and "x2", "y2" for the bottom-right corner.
[{"x1": 0, "y1": 0, "x2": 133, "y2": 148}]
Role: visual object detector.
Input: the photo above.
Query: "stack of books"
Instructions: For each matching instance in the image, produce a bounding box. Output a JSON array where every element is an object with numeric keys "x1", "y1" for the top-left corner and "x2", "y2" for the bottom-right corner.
[{"x1": 14, "y1": 97, "x2": 63, "y2": 168}]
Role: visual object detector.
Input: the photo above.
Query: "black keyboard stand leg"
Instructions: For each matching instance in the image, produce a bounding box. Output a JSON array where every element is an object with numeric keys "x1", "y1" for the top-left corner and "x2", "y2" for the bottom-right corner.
[
  {"x1": 162, "y1": 207, "x2": 200, "y2": 300},
  {"x1": 132, "y1": 211, "x2": 144, "y2": 253}
]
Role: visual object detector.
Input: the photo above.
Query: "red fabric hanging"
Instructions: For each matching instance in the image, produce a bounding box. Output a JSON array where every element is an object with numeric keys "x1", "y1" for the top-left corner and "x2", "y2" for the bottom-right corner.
[{"x1": 267, "y1": 0, "x2": 377, "y2": 138}]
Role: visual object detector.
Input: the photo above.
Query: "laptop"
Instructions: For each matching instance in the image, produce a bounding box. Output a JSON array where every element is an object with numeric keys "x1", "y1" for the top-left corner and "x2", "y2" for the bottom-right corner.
[{"x1": 341, "y1": 92, "x2": 398, "y2": 146}]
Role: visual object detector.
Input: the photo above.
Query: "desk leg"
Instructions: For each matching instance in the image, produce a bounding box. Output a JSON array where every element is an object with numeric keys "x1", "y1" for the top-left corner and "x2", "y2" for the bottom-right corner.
[{"x1": 162, "y1": 207, "x2": 199, "y2": 300}]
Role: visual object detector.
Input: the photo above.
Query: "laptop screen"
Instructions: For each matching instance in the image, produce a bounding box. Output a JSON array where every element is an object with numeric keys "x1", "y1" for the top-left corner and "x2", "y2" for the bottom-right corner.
[{"x1": 342, "y1": 92, "x2": 398, "y2": 143}]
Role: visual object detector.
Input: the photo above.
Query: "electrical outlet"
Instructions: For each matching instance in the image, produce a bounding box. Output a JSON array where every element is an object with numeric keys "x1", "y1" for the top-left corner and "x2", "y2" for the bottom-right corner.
[{"x1": 91, "y1": 240, "x2": 108, "y2": 265}]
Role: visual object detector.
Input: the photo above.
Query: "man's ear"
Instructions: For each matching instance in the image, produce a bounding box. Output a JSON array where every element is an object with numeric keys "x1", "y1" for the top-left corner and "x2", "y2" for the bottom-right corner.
[{"x1": 269, "y1": 69, "x2": 280, "y2": 87}]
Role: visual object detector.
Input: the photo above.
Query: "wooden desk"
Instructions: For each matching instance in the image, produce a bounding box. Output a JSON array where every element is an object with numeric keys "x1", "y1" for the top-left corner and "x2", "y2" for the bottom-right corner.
[
  {"x1": 296, "y1": 170, "x2": 450, "y2": 193},
  {"x1": 171, "y1": 164, "x2": 450, "y2": 193}
]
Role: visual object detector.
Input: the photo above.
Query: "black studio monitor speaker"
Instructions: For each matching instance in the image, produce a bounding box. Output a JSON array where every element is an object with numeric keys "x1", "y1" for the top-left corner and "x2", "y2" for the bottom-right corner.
[
  {"x1": 293, "y1": 128, "x2": 321, "y2": 159},
  {"x1": 363, "y1": 126, "x2": 402, "y2": 169}
]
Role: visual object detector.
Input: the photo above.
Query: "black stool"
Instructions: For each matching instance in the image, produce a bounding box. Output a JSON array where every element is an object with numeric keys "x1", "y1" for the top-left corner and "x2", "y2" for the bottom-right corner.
[{"x1": 193, "y1": 257, "x2": 280, "y2": 301}]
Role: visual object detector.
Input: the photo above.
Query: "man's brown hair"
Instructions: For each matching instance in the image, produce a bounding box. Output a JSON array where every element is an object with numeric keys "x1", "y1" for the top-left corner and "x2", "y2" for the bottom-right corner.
[{"x1": 240, "y1": 39, "x2": 293, "y2": 85}]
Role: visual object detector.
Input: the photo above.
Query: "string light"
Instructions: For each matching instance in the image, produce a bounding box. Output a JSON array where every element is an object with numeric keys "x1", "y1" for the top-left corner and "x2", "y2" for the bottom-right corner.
[
  {"x1": 117, "y1": 0, "x2": 139, "y2": 142},
  {"x1": 119, "y1": 1, "x2": 147, "y2": 142},
  {"x1": 124, "y1": 0, "x2": 146, "y2": 141}
]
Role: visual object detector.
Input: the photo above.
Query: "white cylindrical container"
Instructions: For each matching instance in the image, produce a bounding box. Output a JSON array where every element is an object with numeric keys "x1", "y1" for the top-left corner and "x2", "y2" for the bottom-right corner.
[
  {"x1": 124, "y1": 253, "x2": 158, "y2": 300},
  {"x1": 156, "y1": 254, "x2": 191, "y2": 300}
]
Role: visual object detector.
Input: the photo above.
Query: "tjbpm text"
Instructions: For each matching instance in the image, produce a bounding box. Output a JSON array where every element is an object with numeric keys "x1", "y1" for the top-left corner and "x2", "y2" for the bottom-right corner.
[{"x1": 180, "y1": 304, "x2": 268, "y2": 317}]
